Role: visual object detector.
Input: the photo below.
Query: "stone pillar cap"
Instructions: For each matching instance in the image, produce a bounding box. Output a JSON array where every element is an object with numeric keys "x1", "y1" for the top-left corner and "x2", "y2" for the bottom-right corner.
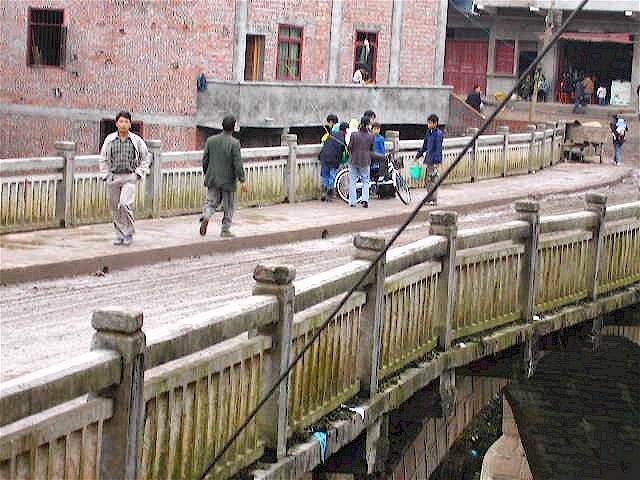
[
  {"x1": 430, "y1": 210, "x2": 458, "y2": 226},
  {"x1": 254, "y1": 264, "x2": 296, "y2": 284},
  {"x1": 527, "y1": 124, "x2": 537, "y2": 131},
  {"x1": 515, "y1": 199, "x2": 540, "y2": 213},
  {"x1": 283, "y1": 133, "x2": 298, "y2": 143},
  {"x1": 497, "y1": 126, "x2": 510, "y2": 133},
  {"x1": 585, "y1": 192, "x2": 607, "y2": 205},
  {"x1": 54, "y1": 141, "x2": 76, "y2": 151},
  {"x1": 353, "y1": 233, "x2": 386, "y2": 251},
  {"x1": 92, "y1": 308, "x2": 143, "y2": 333},
  {"x1": 146, "y1": 139, "x2": 162, "y2": 148}
]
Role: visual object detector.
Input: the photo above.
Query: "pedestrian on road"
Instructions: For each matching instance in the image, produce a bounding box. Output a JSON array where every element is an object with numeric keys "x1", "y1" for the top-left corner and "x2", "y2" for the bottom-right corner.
[
  {"x1": 200, "y1": 115, "x2": 247, "y2": 237},
  {"x1": 573, "y1": 75, "x2": 587, "y2": 113},
  {"x1": 414, "y1": 114, "x2": 443, "y2": 206},
  {"x1": 348, "y1": 116, "x2": 374, "y2": 208},
  {"x1": 99, "y1": 110, "x2": 149, "y2": 246},
  {"x1": 610, "y1": 114, "x2": 628, "y2": 166},
  {"x1": 466, "y1": 85, "x2": 482, "y2": 112},
  {"x1": 319, "y1": 122, "x2": 347, "y2": 201}
]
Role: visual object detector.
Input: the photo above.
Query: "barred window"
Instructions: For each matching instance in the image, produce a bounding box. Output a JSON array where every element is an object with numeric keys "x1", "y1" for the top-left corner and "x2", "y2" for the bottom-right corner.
[
  {"x1": 28, "y1": 8, "x2": 67, "y2": 67},
  {"x1": 276, "y1": 25, "x2": 303, "y2": 80}
]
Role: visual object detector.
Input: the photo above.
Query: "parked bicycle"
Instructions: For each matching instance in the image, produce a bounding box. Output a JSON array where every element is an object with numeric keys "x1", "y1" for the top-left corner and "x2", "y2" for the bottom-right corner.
[{"x1": 334, "y1": 152, "x2": 411, "y2": 205}]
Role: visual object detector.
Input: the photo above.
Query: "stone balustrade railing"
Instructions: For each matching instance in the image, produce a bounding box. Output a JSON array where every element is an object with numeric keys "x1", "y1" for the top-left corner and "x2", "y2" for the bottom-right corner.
[
  {"x1": 1, "y1": 195, "x2": 637, "y2": 479},
  {"x1": 0, "y1": 123, "x2": 565, "y2": 234}
]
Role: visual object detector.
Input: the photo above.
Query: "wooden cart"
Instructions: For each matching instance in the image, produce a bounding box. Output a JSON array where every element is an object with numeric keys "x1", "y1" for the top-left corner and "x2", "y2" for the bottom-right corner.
[{"x1": 563, "y1": 123, "x2": 611, "y2": 163}]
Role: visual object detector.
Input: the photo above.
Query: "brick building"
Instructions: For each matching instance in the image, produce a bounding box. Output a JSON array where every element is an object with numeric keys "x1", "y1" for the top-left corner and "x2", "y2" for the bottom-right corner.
[{"x1": 0, "y1": 0, "x2": 451, "y2": 158}]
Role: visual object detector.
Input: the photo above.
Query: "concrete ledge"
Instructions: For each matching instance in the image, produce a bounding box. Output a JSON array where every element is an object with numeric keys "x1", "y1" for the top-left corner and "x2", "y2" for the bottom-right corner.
[{"x1": 250, "y1": 283, "x2": 639, "y2": 479}]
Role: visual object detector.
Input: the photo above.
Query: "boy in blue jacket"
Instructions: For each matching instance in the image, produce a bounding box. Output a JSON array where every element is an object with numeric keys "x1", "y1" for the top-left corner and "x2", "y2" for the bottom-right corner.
[{"x1": 414, "y1": 114, "x2": 443, "y2": 205}]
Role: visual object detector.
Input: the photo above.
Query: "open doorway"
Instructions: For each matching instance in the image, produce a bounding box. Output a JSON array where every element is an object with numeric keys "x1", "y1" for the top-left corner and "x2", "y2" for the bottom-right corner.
[
  {"x1": 244, "y1": 34, "x2": 265, "y2": 81},
  {"x1": 557, "y1": 39, "x2": 633, "y2": 104},
  {"x1": 354, "y1": 31, "x2": 378, "y2": 83}
]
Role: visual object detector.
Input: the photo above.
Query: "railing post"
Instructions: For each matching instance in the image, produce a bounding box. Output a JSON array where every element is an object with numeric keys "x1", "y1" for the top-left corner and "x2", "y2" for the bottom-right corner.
[
  {"x1": 253, "y1": 264, "x2": 295, "y2": 459},
  {"x1": 384, "y1": 130, "x2": 400, "y2": 155},
  {"x1": 536, "y1": 124, "x2": 547, "y2": 169},
  {"x1": 91, "y1": 308, "x2": 146, "y2": 480},
  {"x1": 429, "y1": 211, "x2": 458, "y2": 351},
  {"x1": 557, "y1": 120, "x2": 567, "y2": 162},
  {"x1": 145, "y1": 139, "x2": 162, "y2": 218},
  {"x1": 466, "y1": 127, "x2": 478, "y2": 182},
  {"x1": 585, "y1": 192, "x2": 607, "y2": 301},
  {"x1": 284, "y1": 134, "x2": 298, "y2": 203},
  {"x1": 546, "y1": 121, "x2": 557, "y2": 166},
  {"x1": 515, "y1": 200, "x2": 540, "y2": 323},
  {"x1": 353, "y1": 233, "x2": 386, "y2": 398},
  {"x1": 55, "y1": 140, "x2": 76, "y2": 227},
  {"x1": 526, "y1": 124, "x2": 536, "y2": 173},
  {"x1": 497, "y1": 126, "x2": 509, "y2": 177}
]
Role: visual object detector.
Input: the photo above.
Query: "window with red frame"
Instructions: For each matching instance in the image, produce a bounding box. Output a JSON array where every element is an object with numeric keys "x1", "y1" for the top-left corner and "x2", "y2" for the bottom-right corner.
[
  {"x1": 354, "y1": 31, "x2": 378, "y2": 82},
  {"x1": 28, "y1": 8, "x2": 67, "y2": 67},
  {"x1": 277, "y1": 25, "x2": 303, "y2": 80},
  {"x1": 494, "y1": 40, "x2": 515, "y2": 75}
]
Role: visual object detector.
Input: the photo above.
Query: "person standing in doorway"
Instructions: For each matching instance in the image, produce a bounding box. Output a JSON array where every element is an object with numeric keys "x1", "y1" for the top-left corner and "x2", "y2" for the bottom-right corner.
[
  {"x1": 100, "y1": 111, "x2": 149, "y2": 246},
  {"x1": 414, "y1": 114, "x2": 443, "y2": 206},
  {"x1": 200, "y1": 115, "x2": 247, "y2": 237},
  {"x1": 582, "y1": 74, "x2": 595, "y2": 105},
  {"x1": 597, "y1": 85, "x2": 607, "y2": 105},
  {"x1": 348, "y1": 116, "x2": 374, "y2": 208}
]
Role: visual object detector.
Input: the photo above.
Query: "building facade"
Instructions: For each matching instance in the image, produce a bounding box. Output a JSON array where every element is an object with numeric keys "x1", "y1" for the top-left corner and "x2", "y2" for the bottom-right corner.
[
  {"x1": 445, "y1": 0, "x2": 640, "y2": 105},
  {"x1": 0, "y1": 0, "x2": 451, "y2": 158}
]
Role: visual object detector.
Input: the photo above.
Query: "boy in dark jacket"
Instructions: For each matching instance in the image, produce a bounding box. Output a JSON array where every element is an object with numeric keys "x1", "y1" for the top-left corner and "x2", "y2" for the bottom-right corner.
[
  {"x1": 414, "y1": 114, "x2": 443, "y2": 205},
  {"x1": 319, "y1": 122, "x2": 348, "y2": 201}
]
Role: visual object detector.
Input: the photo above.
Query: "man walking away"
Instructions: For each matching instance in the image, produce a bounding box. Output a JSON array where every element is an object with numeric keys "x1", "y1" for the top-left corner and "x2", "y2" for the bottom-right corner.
[
  {"x1": 414, "y1": 114, "x2": 443, "y2": 206},
  {"x1": 348, "y1": 116, "x2": 374, "y2": 208},
  {"x1": 200, "y1": 115, "x2": 247, "y2": 237},
  {"x1": 582, "y1": 74, "x2": 594, "y2": 105},
  {"x1": 319, "y1": 122, "x2": 347, "y2": 201},
  {"x1": 100, "y1": 111, "x2": 149, "y2": 246},
  {"x1": 573, "y1": 75, "x2": 586, "y2": 113},
  {"x1": 610, "y1": 114, "x2": 628, "y2": 166},
  {"x1": 466, "y1": 85, "x2": 482, "y2": 112}
]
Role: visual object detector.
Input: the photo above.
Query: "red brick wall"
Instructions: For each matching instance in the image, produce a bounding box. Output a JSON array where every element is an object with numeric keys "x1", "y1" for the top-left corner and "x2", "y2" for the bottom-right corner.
[
  {"x1": 400, "y1": 0, "x2": 440, "y2": 85},
  {"x1": 248, "y1": 0, "x2": 333, "y2": 83},
  {"x1": 1, "y1": 1, "x2": 235, "y2": 115},
  {"x1": 0, "y1": 113, "x2": 196, "y2": 158},
  {"x1": 338, "y1": 0, "x2": 393, "y2": 84}
]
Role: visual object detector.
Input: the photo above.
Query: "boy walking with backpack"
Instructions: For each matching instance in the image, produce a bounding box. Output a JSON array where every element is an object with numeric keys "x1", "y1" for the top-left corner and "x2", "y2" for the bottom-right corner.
[
  {"x1": 319, "y1": 122, "x2": 348, "y2": 201},
  {"x1": 414, "y1": 114, "x2": 443, "y2": 206}
]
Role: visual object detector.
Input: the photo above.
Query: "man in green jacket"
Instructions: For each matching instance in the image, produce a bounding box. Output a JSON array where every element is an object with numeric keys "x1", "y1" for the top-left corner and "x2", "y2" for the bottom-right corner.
[{"x1": 200, "y1": 115, "x2": 247, "y2": 237}]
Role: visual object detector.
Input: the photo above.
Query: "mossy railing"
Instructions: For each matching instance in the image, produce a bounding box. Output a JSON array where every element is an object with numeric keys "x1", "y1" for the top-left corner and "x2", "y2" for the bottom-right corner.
[
  {"x1": 0, "y1": 123, "x2": 565, "y2": 234},
  {"x1": 2, "y1": 196, "x2": 637, "y2": 480}
]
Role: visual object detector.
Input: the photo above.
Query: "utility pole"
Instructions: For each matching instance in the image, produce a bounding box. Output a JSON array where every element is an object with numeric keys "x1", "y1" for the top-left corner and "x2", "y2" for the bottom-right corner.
[{"x1": 529, "y1": 0, "x2": 559, "y2": 122}]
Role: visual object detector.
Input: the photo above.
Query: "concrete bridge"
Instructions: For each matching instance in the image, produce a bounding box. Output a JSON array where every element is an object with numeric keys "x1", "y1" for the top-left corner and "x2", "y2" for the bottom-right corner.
[{"x1": 0, "y1": 194, "x2": 638, "y2": 480}]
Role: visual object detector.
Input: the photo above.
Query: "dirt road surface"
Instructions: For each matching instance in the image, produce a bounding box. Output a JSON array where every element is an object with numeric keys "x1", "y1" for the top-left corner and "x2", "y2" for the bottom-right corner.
[{"x1": 1, "y1": 174, "x2": 638, "y2": 381}]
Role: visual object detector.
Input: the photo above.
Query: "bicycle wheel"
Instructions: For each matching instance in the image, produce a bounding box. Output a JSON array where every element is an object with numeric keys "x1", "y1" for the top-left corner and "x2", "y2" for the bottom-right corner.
[
  {"x1": 393, "y1": 171, "x2": 411, "y2": 205},
  {"x1": 335, "y1": 168, "x2": 351, "y2": 204}
]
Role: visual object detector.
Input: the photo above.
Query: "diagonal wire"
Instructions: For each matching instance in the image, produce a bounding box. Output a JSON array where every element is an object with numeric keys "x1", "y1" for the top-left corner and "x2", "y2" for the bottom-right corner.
[{"x1": 197, "y1": 1, "x2": 589, "y2": 478}]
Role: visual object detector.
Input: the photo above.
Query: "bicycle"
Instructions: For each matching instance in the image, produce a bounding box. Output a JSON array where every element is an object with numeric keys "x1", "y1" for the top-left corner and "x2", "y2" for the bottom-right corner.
[{"x1": 334, "y1": 152, "x2": 411, "y2": 205}]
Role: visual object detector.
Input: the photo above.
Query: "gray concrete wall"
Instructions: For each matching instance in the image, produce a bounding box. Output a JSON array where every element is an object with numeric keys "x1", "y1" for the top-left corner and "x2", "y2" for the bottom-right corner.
[{"x1": 196, "y1": 82, "x2": 452, "y2": 129}]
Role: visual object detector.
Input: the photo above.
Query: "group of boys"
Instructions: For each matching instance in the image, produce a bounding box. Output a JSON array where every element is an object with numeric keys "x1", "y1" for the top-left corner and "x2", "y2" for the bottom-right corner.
[{"x1": 318, "y1": 110, "x2": 384, "y2": 202}]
